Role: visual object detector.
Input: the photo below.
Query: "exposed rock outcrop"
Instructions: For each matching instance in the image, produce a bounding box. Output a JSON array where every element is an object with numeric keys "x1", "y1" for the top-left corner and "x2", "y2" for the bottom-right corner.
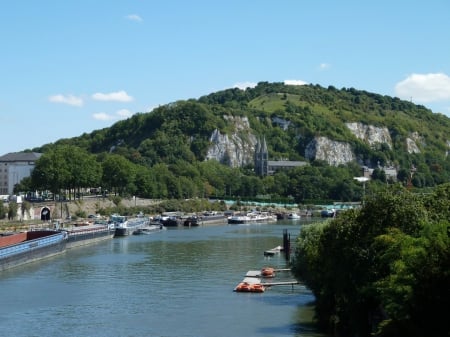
[
  {"x1": 305, "y1": 137, "x2": 354, "y2": 166},
  {"x1": 405, "y1": 131, "x2": 423, "y2": 154},
  {"x1": 205, "y1": 116, "x2": 257, "y2": 167},
  {"x1": 346, "y1": 122, "x2": 392, "y2": 149}
]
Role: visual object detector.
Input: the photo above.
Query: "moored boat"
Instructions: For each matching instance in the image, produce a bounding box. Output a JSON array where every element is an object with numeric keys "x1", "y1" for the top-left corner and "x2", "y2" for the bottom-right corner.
[
  {"x1": 132, "y1": 224, "x2": 165, "y2": 235},
  {"x1": 261, "y1": 267, "x2": 275, "y2": 278},
  {"x1": 63, "y1": 223, "x2": 115, "y2": 248},
  {"x1": 152, "y1": 213, "x2": 182, "y2": 227},
  {"x1": 321, "y1": 209, "x2": 336, "y2": 218},
  {"x1": 228, "y1": 211, "x2": 277, "y2": 224},
  {"x1": 0, "y1": 230, "x2": 67, "y2": 271},
  {"x1": 234, "y1": 282, "x2": 266, "y2": 293},
  {"x1": 200, "y1": 211, "x2": 227, "y2": 224},
  {"x1": 183, "y1": 215, "x2": 200, "y2": 226},
  {"x1": 287, "y1": 213, "x2": 301, "y2": 220},
  {"x1": 227, "y1": 214, "x2": 251, "y2": 224},
  {"x1": 112, "y1": 214, "x2": 151, "y2": 236}
]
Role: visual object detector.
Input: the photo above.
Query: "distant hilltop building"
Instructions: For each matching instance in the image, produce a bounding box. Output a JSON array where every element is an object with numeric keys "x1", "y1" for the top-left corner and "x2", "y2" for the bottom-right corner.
[
  {"x1": 0, "y1": 152, "x2": 42, "y2": 195},
  {"x1": 254, "y1": 137, "x2": 308, "y2": 176}
]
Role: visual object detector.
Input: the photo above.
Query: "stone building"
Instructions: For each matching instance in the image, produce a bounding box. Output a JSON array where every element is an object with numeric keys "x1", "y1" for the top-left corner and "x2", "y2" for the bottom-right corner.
[
  {"x1": 0, "y1": 152, "x2": 42, "y2": 195},
  {"x1": 254, "y1": 137, "x2": 308, "y2": 176}
]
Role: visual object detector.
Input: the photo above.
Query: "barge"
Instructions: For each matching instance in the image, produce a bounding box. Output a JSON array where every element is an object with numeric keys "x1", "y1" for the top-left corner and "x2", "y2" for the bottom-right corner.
[
  {"x1": 0, "y1": 230, "x2": 67, "y2": 271},
  {"x1": 63, "y1": 223, "x2": 115, "y2": 248}
]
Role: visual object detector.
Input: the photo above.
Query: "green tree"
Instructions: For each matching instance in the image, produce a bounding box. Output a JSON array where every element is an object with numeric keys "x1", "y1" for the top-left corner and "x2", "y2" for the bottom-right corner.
[
  {"x1": 292, "y1": 184, "x2": 450, "y2": 337},
  {"x1": 7, "y1": 202, "x2": 18, "y2": 220},
  {"x1": 0, "y1": 201, "x2": 6, "y2": 219},
  {"x1": 31, "y1": 147, "x2": 71, "y2": 196},
  {"x1": 101, "y1": 154, "x2": 136, "y2": 196}
]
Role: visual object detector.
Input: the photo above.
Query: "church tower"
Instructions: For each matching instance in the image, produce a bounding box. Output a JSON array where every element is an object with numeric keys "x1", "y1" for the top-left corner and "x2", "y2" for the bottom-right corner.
[{"x1": 254, "y1": 136, "x2": 269, "y2": 176}]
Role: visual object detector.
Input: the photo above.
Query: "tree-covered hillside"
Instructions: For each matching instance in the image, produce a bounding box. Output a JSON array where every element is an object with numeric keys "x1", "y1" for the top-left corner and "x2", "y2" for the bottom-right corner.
[{"x1": 29, "y1": 82, "x2": 450, "y2": 202}]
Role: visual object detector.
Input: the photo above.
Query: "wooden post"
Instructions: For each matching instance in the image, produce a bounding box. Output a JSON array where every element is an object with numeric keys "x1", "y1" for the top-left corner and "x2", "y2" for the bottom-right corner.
[{"x1": 283, "y1": 229, "x2": 290, "y2": 261}]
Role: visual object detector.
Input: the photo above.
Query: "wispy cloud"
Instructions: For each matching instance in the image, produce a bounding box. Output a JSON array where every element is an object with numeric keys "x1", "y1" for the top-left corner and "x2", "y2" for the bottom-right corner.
[
  {"x1": 395, "y1": 73, "x2": 450, "y2": 102},
  {"x1": 318, "y1": 63, "x2": 331, "y2": 70},
  {"x1": 93, "y1": 109, "x2": 133, "y2": 121},
  {"x1": 116, "y1": 109, "x2": 132, "y2": 118},
  {"x1": 233, "y1": 82, "x2": 257, "y2": 90},
  {"x1": 91, "y1": 90, "x2": 134, "y2": 102},
  {"x1": 92, "y1": 112, "x2": 114, "y2": 121},
  {"x1": 48, "y1": 94, "x2": 83, "y2": 107},
  {"x1": 284, "y1": 79, "x2": 308, "y2": 86},
  {"x1": 125, "y1": 14, "x2": 143, "y2": 22}
]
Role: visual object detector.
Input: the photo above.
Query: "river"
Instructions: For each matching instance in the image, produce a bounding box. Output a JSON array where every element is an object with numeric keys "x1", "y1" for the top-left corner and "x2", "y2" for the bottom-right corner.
[{"x1": 0, "y1": 221, "x2": 325, "y2": 337}]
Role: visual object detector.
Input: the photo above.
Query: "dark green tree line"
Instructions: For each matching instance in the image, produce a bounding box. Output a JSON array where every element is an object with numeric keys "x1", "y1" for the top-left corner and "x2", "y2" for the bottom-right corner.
[{"x1": 292, "y1": 183, "x2": 450, "y2": 337}]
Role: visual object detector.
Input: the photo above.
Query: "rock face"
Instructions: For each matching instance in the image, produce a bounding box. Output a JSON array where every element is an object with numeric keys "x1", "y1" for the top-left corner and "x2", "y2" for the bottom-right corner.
[
  {"x1": 406, "y1": 137, "x2": 421, "y2": 154},
  {"x1": 305, "y1": 137, "x2": 354, "y2": 166},
  {"x1": 204, "y1": 117, "x2": 442, "y2": 169},
  {"x1": 346, "y1": 122, "x2": 392, "y2": 149},
  {"x1": 205, "y1": 116, "x2": 257, "y2": 167},
  {"x1": 406, "y1": 132, "x2": 423, "y2": 154}
]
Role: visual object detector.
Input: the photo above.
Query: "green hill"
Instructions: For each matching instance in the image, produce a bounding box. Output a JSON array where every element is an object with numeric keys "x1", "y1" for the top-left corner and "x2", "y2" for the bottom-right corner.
[{"x1": 31, "y1": 82, "x2": 450, "y2": 203}]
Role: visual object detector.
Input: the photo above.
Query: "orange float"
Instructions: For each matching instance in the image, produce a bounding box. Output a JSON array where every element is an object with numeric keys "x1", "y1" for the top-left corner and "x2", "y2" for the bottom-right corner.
[{"x1": 261, "y1": 267, "x2": 275, "y2": 277}]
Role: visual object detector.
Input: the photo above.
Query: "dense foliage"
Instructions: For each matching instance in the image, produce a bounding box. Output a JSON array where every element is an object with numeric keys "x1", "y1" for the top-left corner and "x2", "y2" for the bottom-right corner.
[
  {"x1": 27, "y1": 82, "x2": 450, "y2": 202},
  {"x1": 291, "y1": 183, "x2": 450, "y2": 337}
]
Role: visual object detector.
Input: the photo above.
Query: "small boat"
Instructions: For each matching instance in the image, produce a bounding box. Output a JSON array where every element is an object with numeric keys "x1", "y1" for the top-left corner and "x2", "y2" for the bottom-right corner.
[
  {"x1": 183, "y1": 215, "x2": 200, "y2": 226},
  {"x1": 264, "y1": 245, "x2": 283, "y2": 256},
  {"x1": 228, "y1": 211, "x2": 277, "y2": 224},
  {"x1": 261, "y1": 267, "x2": 275, "y2": 278},
  {"x1": 112, "y1": 214, "x2": 151, "y2": 236},
  {"x1": 200, "y1": 211, "x2": 226, "y2": 223},
  {"x1": 250, "y1": 283, "x2": 266, "y2": 293},
  {"x1": 153, "y1": 214, "x2": 181, "y2": 227},
  {"x1": 227, "y1": 214, "x2": 251, "y2": 224},
  {"x1": 287, "y1": 213, "x2": 301, "y2": 220},
  {"x1": 234, "y1": 282, "x2": 266, "y2": 293},
  {"x1": 321, "y1": 209, "x2": 336, "y2": 218},
  {"x1": 132, "y1": 224, "x2": 165, "y2": 235}
]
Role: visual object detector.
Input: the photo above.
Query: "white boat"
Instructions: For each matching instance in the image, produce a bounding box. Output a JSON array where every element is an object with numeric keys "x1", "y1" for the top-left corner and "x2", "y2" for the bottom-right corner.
[
  {"x1": 112, "y1": 214, "x2": 150, "y2": 236},
  {"x1": 228, "y1": 211, "x2": 277, "y2": 224},
  {"x1": 228, "y1": 214, "x2": 252, "y2": 224},
  {"x1": 287, "y1": 213, "x2": 301, "y2": 220},
  {"x1": 132, "y1": 224, "x2": 165, "y2": 235}
]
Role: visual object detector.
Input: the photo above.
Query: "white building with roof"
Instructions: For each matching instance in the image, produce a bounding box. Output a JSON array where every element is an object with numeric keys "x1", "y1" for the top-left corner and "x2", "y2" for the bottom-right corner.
[{"x1": 0, "y1": 152, "x2": 42, "y2": 195}]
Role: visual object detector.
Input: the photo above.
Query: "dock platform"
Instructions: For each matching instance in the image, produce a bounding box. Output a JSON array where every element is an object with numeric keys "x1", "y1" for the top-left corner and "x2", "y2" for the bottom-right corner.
[
  {"x1": 245, "y1": 268, "x2": 291, "y2": 278},
  {"x1": 235, "y1": 268, "x2": 299, "y2": 292}
]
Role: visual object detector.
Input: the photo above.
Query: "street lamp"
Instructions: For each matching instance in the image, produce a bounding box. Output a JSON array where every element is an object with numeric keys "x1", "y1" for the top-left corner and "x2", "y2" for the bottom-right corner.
[{"x1": 353, "y1": 177, "x2": 369, "y2": 205}]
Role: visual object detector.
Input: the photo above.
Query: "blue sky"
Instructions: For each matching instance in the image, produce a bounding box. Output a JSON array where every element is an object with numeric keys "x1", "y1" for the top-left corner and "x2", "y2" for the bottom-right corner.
[{"x1": 1, "y1": 0, "x2": 449, "y2": 155}]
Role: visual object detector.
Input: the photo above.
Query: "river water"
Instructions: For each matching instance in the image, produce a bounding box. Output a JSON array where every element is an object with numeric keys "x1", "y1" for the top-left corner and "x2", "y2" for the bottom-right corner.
[{"x1": 0, "y1": 222, "x2": 325, "y2": 337}]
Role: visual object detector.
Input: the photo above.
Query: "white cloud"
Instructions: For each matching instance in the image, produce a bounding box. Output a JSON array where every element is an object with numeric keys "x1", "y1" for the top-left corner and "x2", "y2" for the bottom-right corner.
[
  {"x1": 318, "y1": 63, "x2": 331, "y2": 70},
  {"x1": 116, "y1": 109, "x2": 132, "y2": 118},
  {"x1": 91, "y1": 90, "x2": 134, "y2": 102},
  {"x1": 93, "y1": 112, "x2": 114, "y2": 121},
  {"x1": 284, "y1": 79, "x2": 308, "y2": 86},
  {"x1": 126, "y1": 14, "x2": 143, "y2": 22},
  {"x1": 92, "y1": 109, "x2": 134, "y2": 121},
  {"x1": 395, "y1": 73, "x2": 450, "y2": 103},
  {"x1": 233, "y1": 82, "x2": 257, "y2": 90},
  {"x1": 48, "y1": 94, "x2": 83, "y2": 106}
]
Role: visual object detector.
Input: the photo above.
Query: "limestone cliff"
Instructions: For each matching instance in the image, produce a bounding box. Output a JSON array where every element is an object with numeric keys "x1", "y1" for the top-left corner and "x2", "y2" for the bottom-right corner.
[
  {"x1": 204, "y1": 117, "x2": 446, "y2": 170},
  {"x1": 205, "y1": 116, "x2": 257, "y2": 167},
  {"x1": 346, "y1": 122, "x2": 392, "y2": 149},
  {"x1": 305, "y1": 137, "x2": 354, "y2": 166}
]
